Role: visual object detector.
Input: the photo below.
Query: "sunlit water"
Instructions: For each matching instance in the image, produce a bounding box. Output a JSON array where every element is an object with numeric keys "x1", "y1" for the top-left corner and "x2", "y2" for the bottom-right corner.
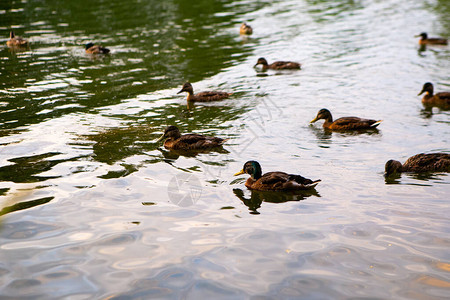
[{"x1": 1, "y1": 0, "x2": 449, "y2": 298}]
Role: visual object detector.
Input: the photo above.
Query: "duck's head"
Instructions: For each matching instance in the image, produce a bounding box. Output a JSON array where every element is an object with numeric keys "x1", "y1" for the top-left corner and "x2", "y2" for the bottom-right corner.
[
  {"x1": 385, "y1": 160, "x2": 402, "y2": 176},
  {"x1": 418, "y1": 82, "x2": 433, "y2": 96},
  {"x1": 234, "y1": 160, "x2": 262, "y2": 179},
  {"x1": 177, "y1": 82, "x2": 194, "y2": 95},
  {"x1": 415, "y1": 32, "x2": 428, "y2": 40},
  {"x1": 254, "y1": 57, "x2": 268, "y2": 67},
  {"x1": 157, "y1": 125, "x2": 181, "y2": 142},
  {"x1": 310, "y1": 108, "x2": 332, "y2": 123},
  {"x1": 85, "y1": 42, "x2": 95, "y2": 50}
]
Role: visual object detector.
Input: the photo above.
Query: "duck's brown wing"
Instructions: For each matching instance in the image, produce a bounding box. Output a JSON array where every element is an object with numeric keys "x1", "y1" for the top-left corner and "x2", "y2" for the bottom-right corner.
[
  {"x1": 427, "y1": 38, "x2": 448, "y2": 45},
  {"x1": 330, "y1": 117, "x2": 380, "y2": 130},
  {"x1": 269, "y1": 61, "x2": 301, "y2": 70},
  {"x1": 436, "y1": 92, "x2": 450, "y2": 103},
  {"x1": 173, "y1": 134, "x2": 226, "y2": 150},
  {"x1": 255, "y1": 172, "x2": 319, "y2": 190},
  {"x1": 403, "y1": 153, "x2": 450, "y2": 173},
  {"x1": 87, "y1": 45, "x2": 110, "y2": 54},
  {"x1": 194, "y1": 91, "x2": 230, "y2": 102}
]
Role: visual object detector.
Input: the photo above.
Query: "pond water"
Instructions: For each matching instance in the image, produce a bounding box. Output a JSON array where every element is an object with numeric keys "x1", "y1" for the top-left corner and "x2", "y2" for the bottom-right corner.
[{"x1": 1, "y1": 0, "x2": 449, "y2": 298}]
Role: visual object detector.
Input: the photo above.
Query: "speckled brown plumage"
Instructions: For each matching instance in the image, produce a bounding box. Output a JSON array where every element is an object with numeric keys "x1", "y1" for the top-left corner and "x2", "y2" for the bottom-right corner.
[
  {"x1": 385, "y1": 153, "x2": 450, "y2": 175},
  {"x1": 157, "y1": 125, "x2": 227, "y2": 150},
  {"x1": 310, "y1": 108, "x2": 381, "y2": 130},
  {"x1": 234, "y1": 161, "x2": 320, "y2": 191},
  {"x1": 416, "y1": 32, "x2": 448, "y2": 45},
  {"x1": 6, "y1": 31, "x2": 28, "y2": 47},
  {"x1": 418, "y1": 82, "x2": 450, "y2": 108},
  {"x1": 254, "y1": 57, "x2": 301, "y2": 70},
  {"x1": 240, "y1": 23, "x2": 253, "y2": 35},
  {"x1": 85, "y1": 43, "x2": 110, "y2": 54},
  {"x1": 177, "y1": 82, "x2": 231, "y2": 102}
]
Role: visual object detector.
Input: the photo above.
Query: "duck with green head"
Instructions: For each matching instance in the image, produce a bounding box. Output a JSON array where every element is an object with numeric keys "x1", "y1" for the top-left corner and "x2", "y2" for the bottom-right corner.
[
  {"x1": 85, "y1": 42, "x2": 110, "y2": 54},
  {"x1": 415, "y1": 32, "x2": 448, "y2": 45},
  {"x1": 234, "y1": 160, "x2": 320, "y2": 191},
  {"x1": 385, "y1": 153, "x2": 450, "y2": 176},
  {"x1": 254, "y1": 57, "x2": 301, "y2": 70},
  {"x1": 6, "y1": 31, "x2": 28, "y2": 47},
  {"x1": 177, "y1": 82, "x2": 231, "y2": 102},
  {"x1": 418, "y1": 82, "x2": 450, "y2": 108},
  {"x1": 157, "y1": 125, "x2": 227, "y2": 150},
  {"x1": 310, "y1": 108, "x2": 382, "y2": 131}
]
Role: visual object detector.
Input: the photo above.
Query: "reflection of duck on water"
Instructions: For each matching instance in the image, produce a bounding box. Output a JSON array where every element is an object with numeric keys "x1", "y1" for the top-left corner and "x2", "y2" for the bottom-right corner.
[{"x1": 232, "y1": 188, "x2": 320, "y2": 214}]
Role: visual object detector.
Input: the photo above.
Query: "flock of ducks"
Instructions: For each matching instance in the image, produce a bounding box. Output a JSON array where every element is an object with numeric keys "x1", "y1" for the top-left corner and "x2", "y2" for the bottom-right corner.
[{"x1": 5, "y1": 26, "x2": 450, "y2": 192}]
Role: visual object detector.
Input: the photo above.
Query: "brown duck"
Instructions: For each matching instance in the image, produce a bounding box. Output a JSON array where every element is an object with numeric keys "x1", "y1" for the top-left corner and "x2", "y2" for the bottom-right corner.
[
  {"x1": 415, "y1": 32, "x2": 448, "y2": 45},
  {"x1": 254, "y1": 57, "x2": 301, "y2": 70},
  {"x1": 310, "y1": 108, "x2": 382, "y2": 130},
  {"x1": 418, "y1": 82, "x2": 450, "y2": 108},
  {"x1": 385, "y1": 153, "x2": 450, "y2": 176},
  {"x1": 85, "y1": 43, "x2": 110, "y2": 54},
  {"x1": 240, "y1": 23, "x2": 253, "y2": 35},
  {"x1": 234, "y1": 161, "x2": 320, "y2": 191},
  {"x1": 177, "y1": 82, "x2": 231, "y2": 102},
  {"x1": 6, "y1": 31, "x2": 28, "y2": 47},
  {"x1": 157, "y1": 125, "x2": 227, "y2": 150}
]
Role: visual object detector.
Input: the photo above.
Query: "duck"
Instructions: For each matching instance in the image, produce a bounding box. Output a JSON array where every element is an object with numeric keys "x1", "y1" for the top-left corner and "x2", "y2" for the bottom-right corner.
[
  {"x1": 415, "y1": 32, "x2": 448, "y2": 45},
  {"x1": 418, "y1": 82, "x2": 450, "y2": 108},
  {"x1": 385, "y1": 153, "x2": 450, "y2": 176},
  {"x1": 6, "y1": 31, "x2": 28, "y2": 47},
  {"x1": 177, "y1": 82, "x2": 231, "y2": 102},
  {"x1": 310, "y1": 108, "x2": 382, "y2": 130},
  {"x1": 234, "y1": 160, "x2": 320, "y2": 191},
  {"x1": 254, "y1": 57, "x2": 301, "y2": 70},
  {"x1": 85, "y1": 43, "x2": 110, "y2": 54},
  {"x1": 157, "y1": 125, "x2": 228, "y2": 150},
  {"x1": 240, "y1": 23, "x2": 253, "y2": 35}
]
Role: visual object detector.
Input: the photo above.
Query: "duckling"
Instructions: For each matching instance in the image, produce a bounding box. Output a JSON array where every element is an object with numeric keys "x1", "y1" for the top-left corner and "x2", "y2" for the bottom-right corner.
[
  {"x1": 157, "y1": 125, "x2": 227, "y2": 150},
  {"x1": 234, "y1": 160, "x2": 320, "y2": 191},
  {"x1": 254, "y1": 57, "x2": 301, "y2": 70},
  {"x1": 415, "y1": 32, "x2": 448, "y2": 45},
  {"x1": 85, "y1": 43, "x2": 110, "y2": 54},
  {"x1": 240, "y1": 23, "x2": 253, "y2": 35},
  {"x1": 177, "y1": 82, "x2": 231, "y2": 102},
  {"x1": 6, "y1": 31, "x2": 28, "y2": 47},
  {"x1": 418, "y1": 82, "x2": 450, "y2": 107},
  {"x1": 310, "y1": 108, "x2": 382, "y2": 131},
  {"x1": 385, "y1": 153, "x2": 450, "y2": 176}
]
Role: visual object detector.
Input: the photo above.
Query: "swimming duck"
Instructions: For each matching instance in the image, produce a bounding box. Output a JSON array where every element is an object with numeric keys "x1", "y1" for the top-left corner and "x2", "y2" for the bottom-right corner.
[
  {"x1": 157, "y1": 125, "x2": 227, "y2": 150},
  {"x1": 240, "y1": 23, "x2": 253, "y2": 35},
  {"x1": 6, "y1": 31, "x2": 28, "y2": 47},
  {"x1": 385, "y1": 153, "x2": 450, "y2": 176},
  {"x1": 85, "y1": 43, "x2": 110, "y2": 54},
  {"x1": 177, "y1": 82, "x2": 231, "y2": 102},
  {"x1": 254, "y1": 57, "x2": 301, "y2": 70},
  {"x1": 310, "y1": 108, "x2": 382, "y2": 130},
  {"x1": 418, "y1": 82, "x2": 450, "y2": 107},
  {"x1": 415, "y1": 32, "x2": 448, "y2": 45},
  {"x1": 234, "y1": 161, "x2": 320, "y2": 191}
]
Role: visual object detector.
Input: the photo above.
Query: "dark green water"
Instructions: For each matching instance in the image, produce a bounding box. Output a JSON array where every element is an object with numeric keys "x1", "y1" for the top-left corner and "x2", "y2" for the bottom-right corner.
[{"x1": 1, "y1": 0, "x2": 449, "y2": 298}]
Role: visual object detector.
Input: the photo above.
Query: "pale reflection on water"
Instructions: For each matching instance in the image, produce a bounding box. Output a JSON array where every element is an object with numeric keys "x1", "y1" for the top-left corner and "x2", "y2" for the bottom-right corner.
[{"x1": 1, "y1": 0, "x2": 450, "y2": 298}]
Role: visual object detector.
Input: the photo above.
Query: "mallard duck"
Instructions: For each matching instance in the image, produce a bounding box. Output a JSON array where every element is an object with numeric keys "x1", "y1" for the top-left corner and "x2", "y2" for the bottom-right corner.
[
  {"x1": 415, "y1": 32, "x2": 448, "y2": 45},
  {"x1": 234, "y1": 161, "x2": 320, "y2": 191},
  {"x1": 6, "y1": 31, "x2": 28, "y2": 47},
  {"x1": 385, "y1": 153, "x2": 450, "y2": 176},
  {"x1": 240, "y1": 23, "x2": 253, "y2": 35},
  {"x1": 157, "y1": 125, "x2": 227, "y2": 150},
  {"x1": 254, "y1": 57, "x2": 301, "y2": 70},
  {"x1": 177, "y1": 82, "x2": 231, "y2": 102},
  {"x1": 418, "y1": 82, "x2": 450, "y2": 107},
  {"x1": 85, "y1": 43, "x2": 110, "y2": 54},
  {"x1": 310, "y1": 108, "x2": 382, "y2": 130}
]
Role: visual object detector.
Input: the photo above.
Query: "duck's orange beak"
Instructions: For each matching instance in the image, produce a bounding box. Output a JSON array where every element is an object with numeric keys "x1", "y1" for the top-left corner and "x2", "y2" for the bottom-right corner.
[{"x1": 310, "y1": 116, "x2": 319, "y2": 123}]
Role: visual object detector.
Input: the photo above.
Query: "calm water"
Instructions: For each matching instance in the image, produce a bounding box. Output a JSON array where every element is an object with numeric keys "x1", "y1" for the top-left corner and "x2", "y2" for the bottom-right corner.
[{"x1": 1, "y1": 0, "x2": 449, "y2": 298}]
